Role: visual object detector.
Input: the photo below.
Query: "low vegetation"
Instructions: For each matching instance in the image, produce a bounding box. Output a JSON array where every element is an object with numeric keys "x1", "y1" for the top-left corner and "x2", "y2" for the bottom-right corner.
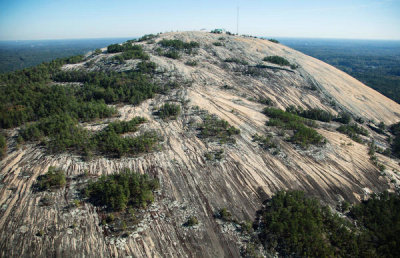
[
  {"x1": 263, "y1": 107, "x2": 324, "y2": 147},
  {"x1": 204, "y1": 149, "x2": 224, "y2": 161},
  {"x1": 163, "y1": 50, "x2": 180, "y2": 59},
  {"x1": 156, "y1": 103, "x2": 181, "y2": 120},
  {"x1": 268, "y1": 39, "x2": 279, "y2": 43},
  {"x1": 212, "y1": 42, "x2": 224, "y2": 46},
  {"x1": 286, "y1": 105, "x2": 334, "y2": 122},
  {"x1": 138, "y1": 34, "x2": 158, "y2": 42},
  {"x1": 184, "y1": 216, "x2": 199, "y2": 227},
  {"x1": 35, "y1": 166, "x2": 66, "y2": 191},
  {"x1": 20, "y1": 116, "x2": 161, "y2": 158},
  {"x1": 85, "y1": 168, "x2": 159, "y2": 211},
  {"x1": 158, "y1": 39, "x2": 199, "y2": 54},
  {"x1": 184, "y1": 60, "x2": 198, "y2": 66},
  {"x1": 112, "y1": 45, "x2": 150, "y2": 63},
  {"x1": 197, "y1": 114, "x2": 240, "y2": 143},
  {"x1": 252, "y1": 134, "x2": 278, "y2": 150},
  {"x1": 224, "y1": 58, "x2": 249, "y2": 65},
  {"x1": 263, "y1": 55, "x2": 297, "y2": 69},
  {"x1": 337, "y1": 123, "x2": 368, "y2": 143}
]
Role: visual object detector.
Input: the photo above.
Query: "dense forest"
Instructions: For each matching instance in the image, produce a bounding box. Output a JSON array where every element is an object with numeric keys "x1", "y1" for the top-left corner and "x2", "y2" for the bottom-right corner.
[
  {"x1": 0, "y1": 40, "x2": 165, "y2": 159},
  {"x1": 254, "y1": 190, "x2": 400, "y2": 257}
]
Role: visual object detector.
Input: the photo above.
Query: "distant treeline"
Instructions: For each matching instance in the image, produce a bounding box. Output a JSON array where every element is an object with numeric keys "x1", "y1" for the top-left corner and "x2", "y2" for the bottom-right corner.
[{"x1": 280, "y1": 38, "x2": 400, "y2": 103}]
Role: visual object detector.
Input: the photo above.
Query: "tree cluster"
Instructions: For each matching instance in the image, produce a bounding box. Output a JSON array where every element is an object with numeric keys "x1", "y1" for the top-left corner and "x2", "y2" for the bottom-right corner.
[
  {"x1": 35, "y1": 166, "x2": 66, "y2": 191},
  {"x1": 158, "y1": 39, "x2": 199, "y2": 54},
  {"x1": 256, "y1": 190, "x2": 400, "y2": 257},
  {"x1": 263, "y1": 107, "x2": 325, "y2": 147},
  {"x1": 197, "y1": 114, "x2": 240, "y2": 143},
  {"x1": 156, "y1": 103, "x2": 181, "y2": 120},
  {"x1": 85, "y1": 168, "x2": 159, "y2": 211}
]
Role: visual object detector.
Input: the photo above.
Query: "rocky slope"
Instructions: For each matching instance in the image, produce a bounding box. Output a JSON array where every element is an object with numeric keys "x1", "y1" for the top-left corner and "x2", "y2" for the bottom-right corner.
[{"x1": 1, "y1": 31, "x2": 400, "y2": 257}]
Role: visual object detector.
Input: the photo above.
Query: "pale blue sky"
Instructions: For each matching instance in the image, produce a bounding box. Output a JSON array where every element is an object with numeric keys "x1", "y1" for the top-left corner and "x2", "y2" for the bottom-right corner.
[{"x1": 0, "y1": 0, "x2": 399, "y2": 40}]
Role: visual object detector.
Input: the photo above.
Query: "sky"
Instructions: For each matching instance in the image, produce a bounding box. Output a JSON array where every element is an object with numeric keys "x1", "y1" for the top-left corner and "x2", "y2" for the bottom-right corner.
[{"x1": 0, "y1": 0, "x2": 399, "y2": 40}]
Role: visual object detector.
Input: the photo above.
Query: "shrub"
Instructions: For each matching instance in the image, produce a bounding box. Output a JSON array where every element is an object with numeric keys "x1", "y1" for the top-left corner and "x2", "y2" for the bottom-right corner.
[
  {"x1": 204, "y1": 149, "x2": 224, "y2": 161},
  {"x1": 157, "y1": 103, "x2": 181, "y2": 120},
  {"x1": 158, "y1": 39, "x2": 199, "y2": 54},
  {"x1": 337, "y1": 123, "x2": 368, "y2": 143},
  {"x1": 184, "y1": 60, "x2": 198, "y2": 66},
  {"x1": 252, "y1": 134, "x2": 277, "y2": 149},
  {"x1": 268, "y1": 39, "x2": 279, "y2": 43},
  {"x1": 257, "y1": 97, "x2": 273, "y2": 106},
  {"x1": 163, "y1": 50, "x2": 180, "y2": 59},
  {"x1": 218, "y1": 208, "x2": 232, "y2": 221},
  {"x1": 213, "y1": 42, "x2": 223, "y2": 46},
  {"x1": 263, "y1": 107, "x2": 324, "y2": 147},
  {"x1": 85, "y1": 168, "x2": 159, "y2": 211},
  {"x1": 197, "y1": 114, "x2": 240, "y2": 143},
  {"x1": 107, "y1": 44, "x2": 124, "y2": 53},
  {"x1": 263, "y1": 56, "x2": 291, "y2": 66},
  {"x1": 185, "y1": 216, "x2": 199, "y2": 226},
  {"x1": 224, "y1": 58, "x2": 249, "y2": 65},
  {"x1": 334, "y1": 112, "x2": 352, "y2": 124},
  {"x1": 286, "y1": 106, "x2": 334, "y2": 122},
  {"x1": 35, "y1": 166, "x2": 66, "y2": 191},
  {"x1": 138, "y1": 34, "x2": 158, "y2": 42}
]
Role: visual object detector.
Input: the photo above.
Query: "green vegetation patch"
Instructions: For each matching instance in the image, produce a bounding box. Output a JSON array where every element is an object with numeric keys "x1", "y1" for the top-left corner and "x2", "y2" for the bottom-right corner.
[
  {"x1": 268, "y1": 39, "x2": 279, "y2": 43},
  {"x1": 85, "y1": 168, "x2": 159, "y2": 211},
  {"x1": 158, "y1": 39, "x2": 199, "y2": 54},
  {"x1": 20, "y1": 116, "x2": 161, "y2": 158},
  {"x1": 184, "y1": 216, "x2": 199, "y2": 227},
  {"x1": 252, "y1": 134, "x2": 278, "y2": 150},
  {"x1": 197, "y1": 114, "x2": 240, "y2": 143},
  {"x1": 112, "y1": 46, "x2": 150, "y2": 64},
  {"x1": 337, "y1": 123, "x2": 368, "y2": 143},
  {"x1": 263, "y1": 55, "x2": 297, "y2": 69},
  {"x1": 224, "y1": 58, "x2": 249, "y2": 65},
  {"x1": 204, "y1": 149, "x2": 224, "y2": 161},
  {"x1": 0, "y1": 133, "x2": 6, "y2": 159},
  {"x1": 258, "y1": 191, "x2": 361, "y2": 257},
  {"x1": 390, "y1": 121, "x2": 400, "y2": 158},
  {"x1": 286, "y1": 105, "x2": 334, "y2": 122},
  {"x1": 138, "y1": 34, "x2": 158, "y2": 42},
  {"x1": 263, "y1": 107, "x2": 324, "y2": 147},
  {"x1": 35, "y1": 166, "x2": 66, "y2": 191},
  {"x1": 156, "y1": 103, "x2": 181, "y2": 120},
  {"x1": 163, "y1": 50, "x2": 181, "y2": 59},
  {"x1": 349, "y1": 191, "x2": 400, "y2": 257}
]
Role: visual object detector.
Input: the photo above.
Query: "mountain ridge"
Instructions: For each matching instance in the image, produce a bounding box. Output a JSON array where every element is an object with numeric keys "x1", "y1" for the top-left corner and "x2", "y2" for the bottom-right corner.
[{"x1": 0, "y1": 31, "x2": 399, "y2": 257}]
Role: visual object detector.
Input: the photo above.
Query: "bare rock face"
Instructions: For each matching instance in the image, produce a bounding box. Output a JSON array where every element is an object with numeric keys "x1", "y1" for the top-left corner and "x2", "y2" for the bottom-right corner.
[{"x1": 1, "y1": 31, "x2": 400, "y2": 257}]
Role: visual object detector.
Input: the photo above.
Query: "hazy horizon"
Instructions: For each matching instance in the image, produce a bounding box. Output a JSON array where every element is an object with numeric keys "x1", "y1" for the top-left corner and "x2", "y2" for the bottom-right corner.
[{"x1": 1, "y1": 0, "x2": 399, "y2": 41}]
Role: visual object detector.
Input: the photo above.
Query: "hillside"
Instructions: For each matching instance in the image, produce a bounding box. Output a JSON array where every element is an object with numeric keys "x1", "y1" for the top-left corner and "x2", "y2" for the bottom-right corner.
[{"x1": 1, "y1": 31, "x2": 400, "y2": 257}]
